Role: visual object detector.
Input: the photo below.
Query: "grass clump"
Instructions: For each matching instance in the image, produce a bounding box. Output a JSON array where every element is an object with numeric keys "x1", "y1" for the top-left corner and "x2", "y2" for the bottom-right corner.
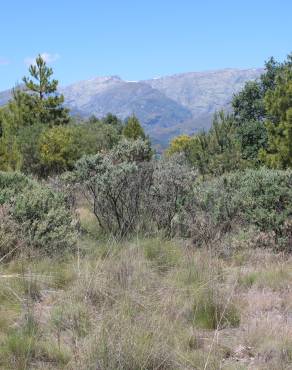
[
  {"x1": 142, "y1": 238, "x2": 182, "y2": 272},
  {"x1": 51, "y1": 302, "x2": 90, "y2": 338},
  {"x1": 83, "y1": 315, "x2": 177, "y2": 370},
  {"x1": 0, "y1": 331, "x2": 36, "y2": 370},
  {"x1": 192, "y1": 287, "x2": 240, "y2": 330},
  {"x1": 244, "y1": 318, "x2": 292, "y2": 370},
  {"x1": 238, "y1": 264, "x2": 291, "y2": 290},
  {"x1": 238, "y1": 271, "x2": 259, "y2": 288},
  {"x1": 0, "y1": 313, "x2": 39, "y2": 370},
  {"x1": 34, "y1": 341, "x2": 71, "y2": 367}
]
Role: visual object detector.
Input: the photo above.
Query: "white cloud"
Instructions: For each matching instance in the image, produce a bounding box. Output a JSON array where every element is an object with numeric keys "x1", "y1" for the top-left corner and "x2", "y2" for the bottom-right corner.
[
  {"x1": 24, "y1": 52, "x2": 60, "y2": 66},
  {"x1": 0, "y1": 57, "x2": 10, "y2": 65}
]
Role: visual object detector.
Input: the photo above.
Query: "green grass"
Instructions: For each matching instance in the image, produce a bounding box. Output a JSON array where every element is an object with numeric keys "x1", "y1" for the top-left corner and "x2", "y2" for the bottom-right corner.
[
  {"x1": 51, "y1": 302, "x2": 90, "y2": 338},
  {"x1": 238, "y1": 271, "x2": 258, "y2": 288},
  {"x1": 238, "y1": 265, "x2": 291, "y2": 290},
  {"x1": 191, "y1": 288, "x2": 240, "y2": 330},
  {"x1": 1, "y1": 332, "x2": 36, "y2": 370},
  {"x1": 34, "y1": 341, "x2": 71, "y2": 367},
  {"x1": 142, "y1": 238, "x2": 182, "y2": 272}
]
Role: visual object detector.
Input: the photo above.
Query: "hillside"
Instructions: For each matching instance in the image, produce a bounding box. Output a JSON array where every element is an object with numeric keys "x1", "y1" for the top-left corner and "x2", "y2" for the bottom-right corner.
[
  {"x1": 0, "y1": 68, "x2": 262, "y2": 145},
  {"x1": 0, "y1": 51, "x2": 291, "y2": 370},
  {"x1": 147, "y1": 68, "x2": 262, "y2": 117},
  {"x1": 60, "y1": 76, "x2": 192, "y2": 132},
  {"x1": 0, "y1": 89, "x2": 11, "y2": 107}
]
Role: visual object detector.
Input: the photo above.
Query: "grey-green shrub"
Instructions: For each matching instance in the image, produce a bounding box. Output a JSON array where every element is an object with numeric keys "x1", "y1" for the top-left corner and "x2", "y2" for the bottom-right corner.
[
  {"x1": 71, "y1": 151, "x2": 153, "y2": 237},
  {"x1": 13, "y1": 186, "x2": 76, "y2": 253},
  {"x1": 0, "y1": 171, "x2": 76, "y2": 255},
  {"x1": 184, "y1": 168, "x2": 292, "y2": 250},
  {"x1": 110, "y1": 137, "x2": 153, "y2": 163},
  {"x1": 0, "y1": 205, "x2": 23, "y2": 259},
  {"x1": 0, "y1": 172, "x2": 30, "y2": 204},
  {"x1": 151, "y1": 154, "x2": 196, "y2": 236},
  {"x1": 68, "y1": 141, "x2": 195, "y2": 238}
]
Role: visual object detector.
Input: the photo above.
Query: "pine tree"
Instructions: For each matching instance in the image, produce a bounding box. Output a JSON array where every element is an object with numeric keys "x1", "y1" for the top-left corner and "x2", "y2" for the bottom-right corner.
[
  {"x1": 23, "y1": 54, "x2": 69, "y2": 125},
  {"x1": 259, "y1": 64, "x2": 292, "y2": 168},
  {"x1": 0, "y1": 89, "x2": 35, "y2": 170},
  {"x1": 122, "y1": 115, "x2": 146, "y2": 140}
]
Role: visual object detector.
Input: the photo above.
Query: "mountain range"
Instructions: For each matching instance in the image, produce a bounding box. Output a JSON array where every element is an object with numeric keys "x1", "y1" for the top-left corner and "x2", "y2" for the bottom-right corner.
[{"x1": 0, "y1": 68, "x2": 263, "y2": 146}]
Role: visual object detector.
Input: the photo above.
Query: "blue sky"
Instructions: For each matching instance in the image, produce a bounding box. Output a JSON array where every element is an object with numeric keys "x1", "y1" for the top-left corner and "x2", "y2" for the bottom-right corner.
[{"x1": 0, "y1": 0, "x2": 291, "y2": 90}]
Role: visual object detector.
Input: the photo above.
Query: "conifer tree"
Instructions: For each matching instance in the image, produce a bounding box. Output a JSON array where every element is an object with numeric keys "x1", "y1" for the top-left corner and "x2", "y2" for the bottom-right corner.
[
  {"x1": 122, "y1": 115, "x2": 146, "y2": 140},
  {"x1": 259, "y1": 64, "x2": 292, "y2": 168},
  {"x1": 23, "y1": 54, "x2": 69, "y2": 125}
]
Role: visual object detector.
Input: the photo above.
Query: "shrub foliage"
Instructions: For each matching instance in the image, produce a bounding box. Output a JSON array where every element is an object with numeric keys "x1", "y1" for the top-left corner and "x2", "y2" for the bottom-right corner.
[
  {"x1": 183, "y1": 168, "x2": 292, "y2": 250},
  {"x1": 0, "y1": 171, "x2": 76, "y2": 255}
]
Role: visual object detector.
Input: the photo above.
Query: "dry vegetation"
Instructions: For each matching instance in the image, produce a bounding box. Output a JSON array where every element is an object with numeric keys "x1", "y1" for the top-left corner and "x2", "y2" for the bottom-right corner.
[
  {"x1": 1, "y1": 49, "x2": 291, "y2": 370},
  {"x1": 0, "y1": 206, "x2": 291, "y2": 370}
]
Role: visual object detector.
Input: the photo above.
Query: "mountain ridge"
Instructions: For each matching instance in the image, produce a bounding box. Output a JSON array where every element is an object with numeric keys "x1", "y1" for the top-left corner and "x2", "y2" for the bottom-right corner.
[{"x1": 0, "y1": 68, "x2": 263, "y2": 145}]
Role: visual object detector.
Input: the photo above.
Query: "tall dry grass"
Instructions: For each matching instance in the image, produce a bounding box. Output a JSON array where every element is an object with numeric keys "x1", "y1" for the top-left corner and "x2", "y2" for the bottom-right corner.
[{"x1": 0, "y1": 210, "x2": 291, "y2": 369}]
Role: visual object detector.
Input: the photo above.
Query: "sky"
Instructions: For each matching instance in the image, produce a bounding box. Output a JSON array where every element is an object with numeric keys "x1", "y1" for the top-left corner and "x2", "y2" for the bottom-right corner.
[{"x1": 0, "y1": 0, "x2": 291, "y2": 90}]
